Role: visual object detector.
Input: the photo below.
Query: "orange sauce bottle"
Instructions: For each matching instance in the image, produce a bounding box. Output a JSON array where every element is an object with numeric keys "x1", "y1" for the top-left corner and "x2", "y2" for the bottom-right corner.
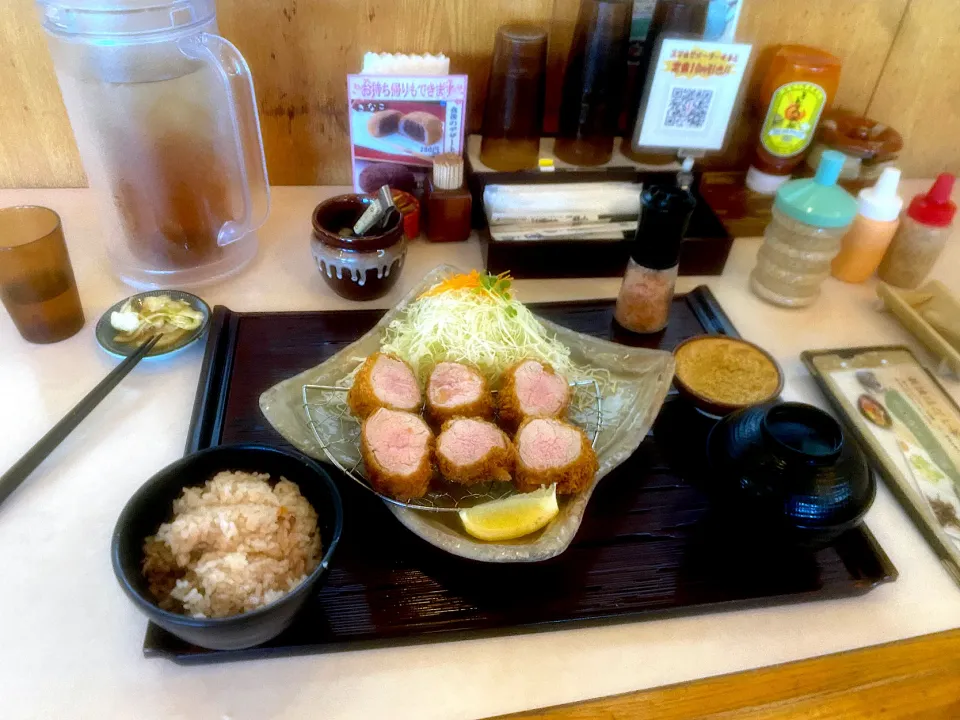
[{"x1": 745, "y1": 46, "x2": 842, "y2": 195}]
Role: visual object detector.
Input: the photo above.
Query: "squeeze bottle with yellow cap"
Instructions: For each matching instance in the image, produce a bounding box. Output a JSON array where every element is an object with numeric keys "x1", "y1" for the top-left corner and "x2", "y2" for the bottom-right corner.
[{"x1": 831, "y1": 167, "x2": 902, "y2": 283}]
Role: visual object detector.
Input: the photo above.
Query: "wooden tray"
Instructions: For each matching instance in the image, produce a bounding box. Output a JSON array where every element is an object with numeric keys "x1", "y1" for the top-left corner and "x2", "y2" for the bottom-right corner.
[{"x1": 145, "y1": 287, "x2": 896, "y2": 664}]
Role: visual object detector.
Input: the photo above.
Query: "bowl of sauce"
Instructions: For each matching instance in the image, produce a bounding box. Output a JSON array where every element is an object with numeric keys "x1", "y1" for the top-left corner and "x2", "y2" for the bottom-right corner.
[
  {"x1": 673, "y1": 335, "x2": 784, "y2": 416},
  {"x1": 311, "y1": 194, "x2": 406, "y2": 301}
]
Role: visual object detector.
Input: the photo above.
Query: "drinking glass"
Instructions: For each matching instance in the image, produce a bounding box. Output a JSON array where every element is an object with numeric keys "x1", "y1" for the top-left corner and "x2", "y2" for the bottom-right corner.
[
  {"x1": 480, "y1": 24, "x2": 548, "y2": 171},
  {"x1": 0, "y1": 206, "x2": 84, "y2": 343}
]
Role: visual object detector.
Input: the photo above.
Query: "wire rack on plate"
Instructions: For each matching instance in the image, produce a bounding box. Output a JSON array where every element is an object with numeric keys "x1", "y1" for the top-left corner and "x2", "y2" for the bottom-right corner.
[{"x1": 302, "y1": 380, "x2": 602, "y2": 512}]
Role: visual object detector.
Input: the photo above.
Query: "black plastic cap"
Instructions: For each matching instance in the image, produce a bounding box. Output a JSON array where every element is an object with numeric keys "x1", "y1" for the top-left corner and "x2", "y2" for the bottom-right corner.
[{"x1": 631, "y1": 185, "x2": 697, "y2": 270}]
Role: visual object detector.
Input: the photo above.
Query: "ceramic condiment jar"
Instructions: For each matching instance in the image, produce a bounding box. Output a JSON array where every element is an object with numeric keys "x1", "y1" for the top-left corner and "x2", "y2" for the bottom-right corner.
[{"x1": 311, "y1": 195, "x2": 407, "y2": 301}]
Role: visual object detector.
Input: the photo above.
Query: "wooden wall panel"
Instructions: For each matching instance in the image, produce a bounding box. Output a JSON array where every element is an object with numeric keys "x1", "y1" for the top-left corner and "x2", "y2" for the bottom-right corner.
[
  {"x1": 866, "y1": 0, "x2": 960, "y2": 177},
  {"x1": 0, "y1": 1, "x2": 84, "y2": 188},
  {"x1": 219, "y1": 0, "x2": 555, "y2": 185},
  {"x1": 736, "y1": 0, "x2": 909, "y2": 113},
  {"x1": 0, "y1": 0, "x2": 953, "y2": 187}
]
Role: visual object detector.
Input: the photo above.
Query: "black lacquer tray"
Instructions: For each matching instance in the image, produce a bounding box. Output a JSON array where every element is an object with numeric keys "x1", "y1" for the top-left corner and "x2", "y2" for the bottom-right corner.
[{"x1": 144, "y1": 286, "x2": 896, "y2": 664}]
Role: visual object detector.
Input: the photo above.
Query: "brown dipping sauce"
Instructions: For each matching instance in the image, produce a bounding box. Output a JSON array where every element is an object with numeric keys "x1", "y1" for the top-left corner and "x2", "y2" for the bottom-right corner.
[{"x1": 675, "y1": 336, "x2": 781, "y2": 406}]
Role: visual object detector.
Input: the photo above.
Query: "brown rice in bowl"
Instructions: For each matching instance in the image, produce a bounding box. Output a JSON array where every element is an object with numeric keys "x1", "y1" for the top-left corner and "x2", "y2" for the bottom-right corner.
[{"x1": 142, "y1": 470, "x2": 322, "y2": 619}]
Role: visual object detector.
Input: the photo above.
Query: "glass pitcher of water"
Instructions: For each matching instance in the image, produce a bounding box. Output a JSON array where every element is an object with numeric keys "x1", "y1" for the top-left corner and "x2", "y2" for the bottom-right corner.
[{"x1": 37, "y1": 0, "x2": 270, "y2": 288}]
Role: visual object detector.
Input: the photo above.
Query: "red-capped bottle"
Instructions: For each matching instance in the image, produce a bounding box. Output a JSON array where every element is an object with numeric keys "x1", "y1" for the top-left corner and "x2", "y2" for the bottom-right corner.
[{"x1": 878, "y1": 173, "x2": 956, "y2": 288}]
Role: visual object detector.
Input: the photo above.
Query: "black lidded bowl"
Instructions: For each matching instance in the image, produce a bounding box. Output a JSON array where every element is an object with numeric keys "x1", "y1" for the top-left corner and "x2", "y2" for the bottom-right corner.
[
  {"x1": 112, "y1": 444, "x2": 343, "y2": 651},
  {"x1": 706, "y1": 401, "x2": 876, "y2": 548}
]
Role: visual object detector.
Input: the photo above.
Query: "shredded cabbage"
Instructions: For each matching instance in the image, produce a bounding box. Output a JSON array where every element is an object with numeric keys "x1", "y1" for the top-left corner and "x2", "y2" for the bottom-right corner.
[{"x1": 380, "y1": 285, "x2": 600, "y2": 384}]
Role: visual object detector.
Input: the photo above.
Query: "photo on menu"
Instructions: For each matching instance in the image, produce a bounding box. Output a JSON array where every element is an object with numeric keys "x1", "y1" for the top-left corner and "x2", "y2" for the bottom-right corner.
[
  {"x1": 805, "y1": 347, "x2": 960, "y2": 574},
  {"x1": 347, "y1": 75, "x2": 468, "y2": 194}
]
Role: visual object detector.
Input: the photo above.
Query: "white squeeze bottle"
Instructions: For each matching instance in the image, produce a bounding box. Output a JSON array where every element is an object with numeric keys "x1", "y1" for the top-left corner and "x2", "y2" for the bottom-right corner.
[{"x1": 831, "y1": 167, "x2": 903, "y2": 283}]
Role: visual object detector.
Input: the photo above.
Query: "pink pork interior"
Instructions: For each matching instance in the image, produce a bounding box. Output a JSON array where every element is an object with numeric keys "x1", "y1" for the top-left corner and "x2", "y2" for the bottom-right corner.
[
  {"x1": 513, "y1": 360, "x2": 568, "y2": 416},
  {"x1": 517, "y1": 418, "x2": 581, "y2": 470},
  {"x1": 429, "y1": 362, "x2": 483, "y2": 408},
  {"x1": 370, "y1": 355, "x2": 420, "y2": 410},
  {"x1": 437, "y1": 418, "x2": 506, "y2": 466},
  {"x1": 365, "y1": 408, "x2": 430, "y2": 476}
]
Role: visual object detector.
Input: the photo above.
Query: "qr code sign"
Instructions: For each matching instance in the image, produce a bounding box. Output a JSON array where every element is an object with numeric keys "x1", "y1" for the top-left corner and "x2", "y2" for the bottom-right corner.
[{"x1": 663, "y1": 87, "x2": 713, "y2": 130}]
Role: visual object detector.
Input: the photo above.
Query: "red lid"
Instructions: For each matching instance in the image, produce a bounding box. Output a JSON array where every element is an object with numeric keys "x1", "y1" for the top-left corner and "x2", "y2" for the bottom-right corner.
[{"x1": 906, "y1": 173, "x2": 956, "y2": 227}]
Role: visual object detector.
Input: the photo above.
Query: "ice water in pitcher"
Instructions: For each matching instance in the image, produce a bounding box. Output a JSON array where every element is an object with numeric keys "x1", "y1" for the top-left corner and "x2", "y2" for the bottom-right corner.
[{"x1": 37, "y1": 0, "x2": 270, "y2": 288}]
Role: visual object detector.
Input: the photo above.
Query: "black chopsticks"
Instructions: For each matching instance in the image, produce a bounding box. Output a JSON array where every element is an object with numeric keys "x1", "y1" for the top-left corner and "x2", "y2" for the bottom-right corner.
[{"x1": 0, "y1": 335, "x2": 161, "y2": 508}]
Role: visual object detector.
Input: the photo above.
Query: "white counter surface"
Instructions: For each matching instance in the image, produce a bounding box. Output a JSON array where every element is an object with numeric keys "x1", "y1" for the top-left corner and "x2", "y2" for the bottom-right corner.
[{"x1": 1, "y1": 184, "x2": 958, "y2": 720}]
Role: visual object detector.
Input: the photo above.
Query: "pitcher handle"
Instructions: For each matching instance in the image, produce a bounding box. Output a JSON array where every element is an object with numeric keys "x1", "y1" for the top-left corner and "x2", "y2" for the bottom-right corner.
[{"x1": 181, "y1": 33, "x2": 270, "y2": 247}]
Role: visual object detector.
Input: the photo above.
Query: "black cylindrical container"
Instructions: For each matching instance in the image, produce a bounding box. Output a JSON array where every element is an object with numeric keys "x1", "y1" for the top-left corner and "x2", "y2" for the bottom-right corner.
[{"x1": 553, "y1": 0, "x2": 633, "y2": 167}]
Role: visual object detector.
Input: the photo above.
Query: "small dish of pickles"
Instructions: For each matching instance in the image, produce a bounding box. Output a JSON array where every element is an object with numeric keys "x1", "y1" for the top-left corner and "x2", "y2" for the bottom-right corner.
[{"x1": 95, "y1": 290, "x2": 211, "y2": 358}]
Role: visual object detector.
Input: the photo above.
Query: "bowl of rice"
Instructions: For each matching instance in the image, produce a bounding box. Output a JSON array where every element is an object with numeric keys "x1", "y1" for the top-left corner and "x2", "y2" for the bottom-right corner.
[{"x1": 112, "y1": 444, "x2": 343, "y2": 651}]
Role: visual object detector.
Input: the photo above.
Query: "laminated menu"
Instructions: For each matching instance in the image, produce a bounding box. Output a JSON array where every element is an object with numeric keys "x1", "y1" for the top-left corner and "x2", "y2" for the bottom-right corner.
[
  {"x1": 347, "y1": 74, "x2": 468, "y2": 195},
  {"x1": 804, "y1": 346, "x2": 960, "y2": 586}
]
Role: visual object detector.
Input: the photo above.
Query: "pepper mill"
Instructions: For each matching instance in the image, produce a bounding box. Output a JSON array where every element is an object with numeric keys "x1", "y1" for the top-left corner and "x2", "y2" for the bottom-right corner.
[{"x1": 615, "y1": 174, "x2": 696, "y2": 333}]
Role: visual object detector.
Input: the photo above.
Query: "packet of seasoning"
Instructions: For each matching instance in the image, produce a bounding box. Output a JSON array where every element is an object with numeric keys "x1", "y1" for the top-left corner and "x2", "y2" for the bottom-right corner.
[{"x1": 353, "y1": 185, "x2": 397, "y2": 235}]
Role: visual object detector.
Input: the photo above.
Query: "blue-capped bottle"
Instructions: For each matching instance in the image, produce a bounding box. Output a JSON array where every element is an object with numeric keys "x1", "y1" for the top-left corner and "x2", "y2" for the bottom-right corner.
[{"x1": 750, "y1": 149, "x2": 857, "y2": 307}]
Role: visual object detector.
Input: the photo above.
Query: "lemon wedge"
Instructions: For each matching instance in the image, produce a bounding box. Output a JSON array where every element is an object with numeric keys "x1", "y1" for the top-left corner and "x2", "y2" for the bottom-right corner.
[{"x1": 458, "y1": 485, "x2": 559, "y2": 541}]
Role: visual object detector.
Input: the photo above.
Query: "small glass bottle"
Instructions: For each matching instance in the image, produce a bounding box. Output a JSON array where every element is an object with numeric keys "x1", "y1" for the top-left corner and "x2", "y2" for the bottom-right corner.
[
  {"x1": 425, "y1": 153, "x2": 472, "y2": 243},
  {"x1": 615, "y1": 175, "x2": 696, "y2": 334},
  {"x1": 877, "y1": 174, "x2": 956, "y2": 289}
]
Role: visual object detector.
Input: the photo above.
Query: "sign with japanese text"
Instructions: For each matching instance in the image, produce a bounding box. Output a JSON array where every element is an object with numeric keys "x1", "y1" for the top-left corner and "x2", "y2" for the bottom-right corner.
[
  {"x1": 631, "y1": 39, "x2": 751, "y2": 153},
  {"x1": 347, "y1": 74, "x2": 468, "y2": 193}
]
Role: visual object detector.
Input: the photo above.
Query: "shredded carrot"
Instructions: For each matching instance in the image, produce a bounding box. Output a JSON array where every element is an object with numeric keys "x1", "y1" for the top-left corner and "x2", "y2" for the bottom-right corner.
[{"x1": 419, "y1": 270, "x2": 482, "y2": 298}]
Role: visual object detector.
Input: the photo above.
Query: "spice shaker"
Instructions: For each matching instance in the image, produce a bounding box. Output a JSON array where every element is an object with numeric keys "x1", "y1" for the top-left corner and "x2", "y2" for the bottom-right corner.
[
  {"x1": 831, "y1": 167, "x2": 903, "y2": 284},
  {"x1": 877, "y1": 174, "x2": 956, "y2": 289},
  {"x1": 425, "y1": 153, "x2": 472, "y2": 243},
  {"x1": 615, "y1": 167, "x2": 696, "y2": 334},
  {"x1": 750, "y1": 150, "x2": 857, "y2": 307}
]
